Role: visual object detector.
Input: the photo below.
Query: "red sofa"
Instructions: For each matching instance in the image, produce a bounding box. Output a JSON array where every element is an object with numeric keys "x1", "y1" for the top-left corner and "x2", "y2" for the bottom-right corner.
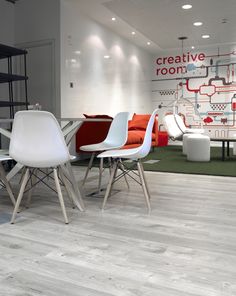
[
  {"x1": 76, "y1": 114, "x2": 113, "y2": 153},
  {"x1": 76, "y1": 113, "x2": 168, "y2": 153}
]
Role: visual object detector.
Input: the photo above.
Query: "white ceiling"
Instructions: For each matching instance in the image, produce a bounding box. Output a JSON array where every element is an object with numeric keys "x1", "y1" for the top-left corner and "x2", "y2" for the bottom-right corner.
[{"x1": 72, "y1": 0, "x2": 236, "y2": 53}]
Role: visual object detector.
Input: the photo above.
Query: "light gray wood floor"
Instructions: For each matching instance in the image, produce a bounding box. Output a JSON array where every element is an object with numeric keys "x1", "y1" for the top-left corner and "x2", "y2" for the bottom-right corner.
[{"x1": 0, "y1": 166, "x2": 236, "y2": 296}]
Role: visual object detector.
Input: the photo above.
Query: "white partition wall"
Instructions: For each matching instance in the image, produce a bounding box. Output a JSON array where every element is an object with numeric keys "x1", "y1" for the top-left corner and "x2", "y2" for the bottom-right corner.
[
  {"x1": 60, "y1": 0, "x2": 153, "y2": 118},
  {"x1": 11, "y1": 0, "x2": 153, "y2": 118}
]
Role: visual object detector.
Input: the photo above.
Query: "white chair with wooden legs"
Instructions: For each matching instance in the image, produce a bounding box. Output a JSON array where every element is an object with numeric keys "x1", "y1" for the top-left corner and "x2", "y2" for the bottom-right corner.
[
  {"x1": 80, "y1": 112, "x2": 130, "y2": 191},
  {"x1": 0, "y1": 155, "x2": 15, "y2": 206},
  {"x1": 9, "y1": 110, "x2": 84, "y2": 224},
  {"x1": 97, "y1": 109, "x2": 158, "y2": 212}
]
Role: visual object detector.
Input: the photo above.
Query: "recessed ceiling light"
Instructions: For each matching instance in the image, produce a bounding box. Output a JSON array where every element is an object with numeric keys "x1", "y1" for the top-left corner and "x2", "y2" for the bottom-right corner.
[
  {"x1": 191, "y1": 46, "x2": 195, "y2": 49},
  {"x1": 74, "y1": 50, "x2": 81, "y2": 55},
  {"x1": 182, "y1": 4, "x2": 192, "y2": 10},
  {"x1": 147, "y1": 42, "x2": 151, "y2": 45},
  {"x1": 202, "y1": 34, "x2": 210, "y2": 39},
  {"x1": 111, "y1": 17, "x2": 116, "y2": 21},
  {"x1": 104, "y1": 55, "x2": 110, "y2": 59},
  {"x1": 193, "y1": 22, "x2": 203, "y2": 26},
  {"x1": 131, "y1": 31, "x2": 136, "y2": 35}
]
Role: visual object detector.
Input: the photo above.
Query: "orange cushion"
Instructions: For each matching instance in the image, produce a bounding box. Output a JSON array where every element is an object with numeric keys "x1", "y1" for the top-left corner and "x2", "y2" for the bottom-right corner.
[
  {"x1": 128, "y1": 114, "x2": 151, "y2": 131},
  {"x1": 125, "y1": 130, "x2": 155, "y2": 145},
  {"x1": 126, "y1": 130, "x2": 144, "y2": 145}
]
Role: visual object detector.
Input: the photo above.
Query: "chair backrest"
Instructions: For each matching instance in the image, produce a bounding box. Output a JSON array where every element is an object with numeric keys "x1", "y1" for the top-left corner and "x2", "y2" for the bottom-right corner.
[
  {"x1": 163, "y1": 114, "x2": 184, "y2": 139},
  {"x1": 9, "y1": 110, "x2": 71, "y2": 168},
  {"x1": 134, "y1": 109, "x2": 159, "y2": 159},
  {"x1": 104, "y1": 112, "x2": 130, "y2": 148}
]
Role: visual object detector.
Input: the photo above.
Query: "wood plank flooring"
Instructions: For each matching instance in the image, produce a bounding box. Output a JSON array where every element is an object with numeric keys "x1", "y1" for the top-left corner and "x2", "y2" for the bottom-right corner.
[{"x1": 0, "y1": 166, "x2": 236, "y2": 296}]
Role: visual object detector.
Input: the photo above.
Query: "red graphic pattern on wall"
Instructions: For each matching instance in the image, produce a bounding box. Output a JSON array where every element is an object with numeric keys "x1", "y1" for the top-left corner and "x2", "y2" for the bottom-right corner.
[{"x1": 152, "y1": 45, "x2": 236, "y2": 137}]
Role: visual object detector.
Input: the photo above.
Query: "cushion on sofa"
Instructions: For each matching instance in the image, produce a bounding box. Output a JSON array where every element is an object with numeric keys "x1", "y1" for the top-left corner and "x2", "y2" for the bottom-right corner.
[
  {"x1": 125, "y1": 130, "x2": 156, "y2": 145},
  {"x1": 83, "y1": 114, "x2": 113, "y2": 119},
  {"x1": 128, "y1": 114, "x2": 150, "y2": 131}
]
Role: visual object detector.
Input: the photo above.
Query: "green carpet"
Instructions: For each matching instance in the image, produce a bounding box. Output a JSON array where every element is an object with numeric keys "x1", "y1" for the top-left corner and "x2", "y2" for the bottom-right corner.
[{"x1": 74, "y1": 145, "x2": 236, "y2": 177}]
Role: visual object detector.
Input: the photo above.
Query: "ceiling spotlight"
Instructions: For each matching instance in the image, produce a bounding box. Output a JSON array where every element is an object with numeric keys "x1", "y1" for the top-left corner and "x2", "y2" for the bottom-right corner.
[
  {"x1": 193, "y1": 22, "x2": 203, "y2": 26},
  {"x1": 104, "y1": 55, "x2": 110, "y2": 59},
  {"x1": 147, "y1": 42, "x2": 151, "y2": 45},
  {"x1": 191, "y1": 46, "x2": 195, "y2": 49},
  {"x1": 182, "y1": 4, "x2": 192, "y2": 10},
  {"x1": 75, "y1": 50, "x2": 81, "y2": 55},
  {"x1": 111, "y1": 17, "x2": 116, "y2": 21},
  {"x1": 202, "y1": 34, "x2": 210, "y2": 39},
  {"x1": 131, "y1": 31, "x2": 136, "y2": 35}
]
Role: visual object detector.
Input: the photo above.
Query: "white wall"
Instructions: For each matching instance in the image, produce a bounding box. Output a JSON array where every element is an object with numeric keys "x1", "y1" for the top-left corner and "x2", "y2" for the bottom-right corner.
[
  {"x1": 60, "y1": 0, "x2": 153, "y2": 117},
  {"x1": 14, "y1": 0, "x2": 61, "y2": 116}
]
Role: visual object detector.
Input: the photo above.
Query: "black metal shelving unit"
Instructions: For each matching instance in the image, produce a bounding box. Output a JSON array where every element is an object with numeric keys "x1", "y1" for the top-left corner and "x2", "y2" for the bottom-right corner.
[{"x1": 0, "y1": 43, "x2": 28, "y2": 118}]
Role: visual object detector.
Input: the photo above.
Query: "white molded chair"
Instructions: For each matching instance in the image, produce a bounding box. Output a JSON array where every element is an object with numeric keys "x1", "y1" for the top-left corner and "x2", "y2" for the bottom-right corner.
[
  {"x1": 9, "y1": 110, "x2": 84, "y2": 224},
  {"x1": 97, "y1": 109, "x2": 158, "y2": 212},
  {"x1": 163, "y1": 114, "x2": 204, "y2": 140},
  {"x1": 0, "y1": 155, "x2": 15, "y2": 206},
  {"x1": 80, "y1": 112, "x2": 130, "y2": 190}
]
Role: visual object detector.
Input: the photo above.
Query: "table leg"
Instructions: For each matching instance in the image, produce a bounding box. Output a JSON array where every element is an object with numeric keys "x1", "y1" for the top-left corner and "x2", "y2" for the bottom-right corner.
[
  {"x1": 222, "y1": 141, "x2": 225, "y2": 161},
  {"x1": 227, "y1": 141, "x2": 230, "y2": 157}
]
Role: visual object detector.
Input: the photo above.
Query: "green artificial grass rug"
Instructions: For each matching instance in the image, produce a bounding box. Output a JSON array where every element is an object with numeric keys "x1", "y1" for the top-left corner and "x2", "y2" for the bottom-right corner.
[
  {"x1": 138, "y1": 145, "x2": 236, "y2": 176},
  {"x1": 73, "y1": 145, "x2": 236, "y2": 177}
]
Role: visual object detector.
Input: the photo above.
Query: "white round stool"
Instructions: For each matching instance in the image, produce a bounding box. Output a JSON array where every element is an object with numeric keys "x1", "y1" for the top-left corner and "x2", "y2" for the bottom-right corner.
[
  {"x1": 186, "y1": 134, "x2": 210, "y2": 162},
  {"x1": 183, "y1": 134, "x2": 190, "y2": 155}
]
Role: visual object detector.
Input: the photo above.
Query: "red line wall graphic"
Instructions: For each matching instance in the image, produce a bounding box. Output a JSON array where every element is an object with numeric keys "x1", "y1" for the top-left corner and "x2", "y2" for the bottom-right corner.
[{"x1": 152, "y1": 44, "x2": 236, "y2": 137}]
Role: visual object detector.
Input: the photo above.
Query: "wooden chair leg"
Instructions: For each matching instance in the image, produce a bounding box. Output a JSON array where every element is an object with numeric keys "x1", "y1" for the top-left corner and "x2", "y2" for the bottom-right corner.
[
  {"x1": 139, "y1": 162, "x2": 151, "y2": 199},
  {"x1": 0, "y1": 162, "x2": 15, "y2": 206},
  {"x1": 11, "y1": 168, "x2": 29, "y2": 224},
  {"x1": 98, "y1": 157, "x2": 103, "y2": 192},
  {"x1": 102, "y1": 160, "x2": 118, "y2": 210},
  {"x1": 137, "y1": 161, "x2": 151, "y2": 213},
  {"x1": 26, "y1": 168, "x2": 37, "y2": 208},
  {"x1": 53, "y1": 168, "x2": 69, "y2": 224},
  {"x1": 18, "y1": 166, "x2": 26, "y2": 185},
  {"x1": 82, "y1": 152, "x2": 95, "y2": 185},
  {"x1": 108, "y1": 157, "x2": 112, "y2": 175}
]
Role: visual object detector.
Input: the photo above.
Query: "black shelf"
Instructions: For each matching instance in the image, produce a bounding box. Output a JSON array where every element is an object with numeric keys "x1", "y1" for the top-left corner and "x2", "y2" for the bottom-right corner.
[
  {"x1": 0, "y1": 43, "x2": 28, "y2": 119},
  {"x1": 0, "y1": 101, "x2": 29, "y2": 107},
  {"x1": 0, "y1": 43, "x2": 27, "y2": 59},
  {"x1": 0, "y1": 72, "x2": 28, "y2": 83}
]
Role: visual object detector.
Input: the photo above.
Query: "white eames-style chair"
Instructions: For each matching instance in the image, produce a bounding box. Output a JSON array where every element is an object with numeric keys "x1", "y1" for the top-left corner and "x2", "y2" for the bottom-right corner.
[
  {"x1": 163, "y1": 113, "x2": 204, "y2": 140},
  {"x1": 0, "y1": 155, "x2": 15, "y2": 206},
  {"x1": 80, "y1": 112, "x2": 130, "y2": 190},
  {"x1": 9, "y1": 110, "x2": 84, "y2": 224},
  {"x1": 97, "y1": 109, "x2": 158, "y2": 212}
]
